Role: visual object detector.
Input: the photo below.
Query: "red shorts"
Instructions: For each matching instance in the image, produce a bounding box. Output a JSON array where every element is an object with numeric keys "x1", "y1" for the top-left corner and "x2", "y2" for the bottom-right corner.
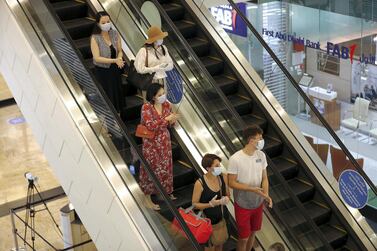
[{"x1": 234, "y1": 203, "x2": 264, "y2": 239}]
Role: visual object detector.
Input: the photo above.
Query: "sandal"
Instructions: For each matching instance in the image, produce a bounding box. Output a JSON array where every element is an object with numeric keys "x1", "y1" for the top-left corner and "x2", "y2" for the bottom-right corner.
[
  {"x1": 152, "y1": 204, "x2": 161, "y2": 211},
  {"x1": 147, "y1": 203, "x2": 160, "y2": 211},
  {"x1": 169, "y1": 194, "x2": 177, "y2": 201}
]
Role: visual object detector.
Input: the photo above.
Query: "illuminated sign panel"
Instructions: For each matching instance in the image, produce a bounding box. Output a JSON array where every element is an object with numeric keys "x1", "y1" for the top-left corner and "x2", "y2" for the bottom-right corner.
[{"x1": 210, "y1": 3, "x2": 247, "y2": 37}]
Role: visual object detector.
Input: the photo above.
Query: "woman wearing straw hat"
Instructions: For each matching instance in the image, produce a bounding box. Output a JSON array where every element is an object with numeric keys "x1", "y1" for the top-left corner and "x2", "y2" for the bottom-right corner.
[{"x1": 135, "y1": 26, "x2": 174, "y2": 101}]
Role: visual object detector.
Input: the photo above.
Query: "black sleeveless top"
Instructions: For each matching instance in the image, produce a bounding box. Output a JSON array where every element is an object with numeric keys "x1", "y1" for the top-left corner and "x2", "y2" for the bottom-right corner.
[
  {"x1": 199, "y1": 175, "x2": 226, "y2": 225},
  {"x1": 110, "y1": 44, "x2": 116, "y2": 59}
]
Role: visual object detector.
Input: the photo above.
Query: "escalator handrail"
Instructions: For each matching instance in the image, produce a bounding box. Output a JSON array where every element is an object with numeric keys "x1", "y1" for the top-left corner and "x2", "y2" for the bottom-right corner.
[
  {"x1": 124, "y1": 0, "x2": 248, "y2": 140},
  {"x1": 23, "y1": 0, "x2": 203, "y2": 249},
  {"x1": 227, "y1": 0, "x2": 377, "y2": 195}
]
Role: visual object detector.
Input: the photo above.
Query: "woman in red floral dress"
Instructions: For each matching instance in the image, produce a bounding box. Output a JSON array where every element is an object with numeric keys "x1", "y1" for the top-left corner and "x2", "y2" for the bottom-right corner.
[{"x1": 139, "y1": 83, "x2": 180, "y2": 210}]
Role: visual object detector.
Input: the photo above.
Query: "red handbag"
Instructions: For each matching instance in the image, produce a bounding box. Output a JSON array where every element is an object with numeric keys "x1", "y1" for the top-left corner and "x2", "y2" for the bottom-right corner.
[
  {"x1": 135, "y1": 124, "x2": 155, "y2": 139},
  {"x1": 172, "y1": 206, "x2": 213, "y2": 244}
]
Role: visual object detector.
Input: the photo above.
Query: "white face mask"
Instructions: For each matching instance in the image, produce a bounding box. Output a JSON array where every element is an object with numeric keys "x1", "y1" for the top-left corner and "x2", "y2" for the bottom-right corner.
[
  {"x1": 211, "y1": 166, "x2": 222, "y2": 176},
  {"x1": 157, "y1": 94, "x2": 166, "y2": 104},
  {"x1": 99, "y1": 22, "x2": 111, "y2": 32},
  {"x1": 155, "y1": 39, "x2": 163, "y2": 46},
  {"x1": 256, "y1": 139, "x2": 265, "y2": 150}
]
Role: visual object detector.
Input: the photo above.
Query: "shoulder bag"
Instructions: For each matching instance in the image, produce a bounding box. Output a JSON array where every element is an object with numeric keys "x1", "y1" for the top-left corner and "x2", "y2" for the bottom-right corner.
[
  {"x1": 135, "y1": 124, "x2": 155, "y2": 139},
  {"x1": 127, "y1": 47, "x2": 155, "y2": 91},
  {"x1": 209, "y1": 176, "x2": 229, "y2": 246},
  {"x1": 172, "y1": 205, "x2": 213, "y2": 244}
]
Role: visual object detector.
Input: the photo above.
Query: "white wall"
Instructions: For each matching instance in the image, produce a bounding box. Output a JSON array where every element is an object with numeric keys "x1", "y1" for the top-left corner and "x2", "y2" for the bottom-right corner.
[{"x1": 0, "y1": 1, "x2": 156, "y2": 250}]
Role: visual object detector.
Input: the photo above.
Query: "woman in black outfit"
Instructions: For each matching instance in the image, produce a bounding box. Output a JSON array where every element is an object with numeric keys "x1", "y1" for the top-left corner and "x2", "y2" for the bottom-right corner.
[
  {"x1": 192, "y1": 154, "x2": 230, "y2": 251},
  {"x1": 90, "y1": 11, "x2": 124, "y2": 114}
]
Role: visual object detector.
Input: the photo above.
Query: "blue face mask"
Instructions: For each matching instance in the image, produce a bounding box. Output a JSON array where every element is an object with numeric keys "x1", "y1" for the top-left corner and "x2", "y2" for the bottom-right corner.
[{"x1": 211, "y1": 166, "x2": 222, "y2": 176}]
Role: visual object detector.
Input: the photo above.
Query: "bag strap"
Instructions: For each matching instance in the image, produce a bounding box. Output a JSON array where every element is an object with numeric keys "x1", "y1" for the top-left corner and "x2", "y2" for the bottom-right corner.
[
  {"x1": 218, "y1": 176, "x2": 224, "y2": 218},
  {"x1": 144, "y1": 46, "x2": 149, "y2": 67}
]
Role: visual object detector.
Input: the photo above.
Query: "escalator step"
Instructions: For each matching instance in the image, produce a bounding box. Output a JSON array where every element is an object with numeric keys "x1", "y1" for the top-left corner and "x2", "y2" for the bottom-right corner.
[
  {"x1": 173, "y1": 161, "x2": 196, "y2": 189},
  {"x1": 241, "y1": 114, "x2": 267, "y2": 130},
  {"x1": 262, "y1": 136, "x2": 282, "y2": 157},
  {"x1": 83, "y1": 58, "x2": 94, "y2": 71},
  {"x1": 74, "y1": 37, "x2": 92, "y2": 59},
  {"x1": 281, "y1": 201, "x2": 331, "y2": 231},
  {"x1": 320, "y1": 225, "x2": 347, "y2": 248},
  {"x1": 156, "y1": 184, "x2": 194, "y2": 221},
  {"x1": 174, "y1": 20, "x2": 197, "y2": 38},
  {"x1": 162, "y1": 3, "x2": 185, "y2": 21},
  {"x1": 227, "y1": 94, "x2": 252, "y2": 115},
  {"x1": 271, "y1": 156, "x2": 298, "y2": 179},
  {"x1": 214, "y1": 75, "x2": 238, "y2": 95},
  {"x1": 124, "y1": 95, "x2": 143, "y2": 120},
  {"x1": 187, "y1": 37, "x2": 210, "y2": 57},
  {"x1": 63, "y1": 17, "x2": 95, "y2": 40},
  {"x1": 200, "y1": 56, "x2": 224, "y2": 76},
  {"x1": 288, "y1": 178, "x2": 315, "y2": 202},
  {"x1": 51, "y1": 0, "x2": 88, "y2": 21},
  {"x1": 271, "y1": 178, "x2": 315, "y2": 208},
  {"x1": 299, "y1": 224, "x2": 348, "y2": 250}
]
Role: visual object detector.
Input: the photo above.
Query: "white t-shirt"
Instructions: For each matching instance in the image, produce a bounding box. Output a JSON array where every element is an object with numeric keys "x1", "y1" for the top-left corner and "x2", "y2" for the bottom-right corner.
[{"x1": 228, "y1": 149, "x2": 267, "y2": 209}]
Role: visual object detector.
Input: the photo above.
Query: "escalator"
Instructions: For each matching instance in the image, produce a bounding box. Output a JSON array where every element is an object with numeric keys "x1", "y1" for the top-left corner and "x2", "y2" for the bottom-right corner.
[
  {"x1": 14, "y1": 0, "x2": 373, "y2": 249},
  {"x1": 126, "y1": 0, "x2": 376, "y2": 249},
  {"x1": 47, "y1": 0, "x2": 205, "y2": 227},
  {"x1": 45, "y1": 1, "x2": 247, "y2": 250}
]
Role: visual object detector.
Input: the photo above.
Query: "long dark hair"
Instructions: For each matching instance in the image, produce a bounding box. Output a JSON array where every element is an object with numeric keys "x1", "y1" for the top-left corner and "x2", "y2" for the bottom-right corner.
[
  {"x1": 146, "y1": 83, "x2": 164, "y2": 104},
  {"x1": 144, "y1": 43, "x2": 166, "y2": 59},
  {"x1": 92, "y1": 11, "x2": 110, "y2": 35}
]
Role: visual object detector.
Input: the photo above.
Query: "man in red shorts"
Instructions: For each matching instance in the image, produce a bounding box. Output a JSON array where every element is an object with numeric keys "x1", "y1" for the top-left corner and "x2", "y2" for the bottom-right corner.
[{"x1": 228, "y1": 126, "x2": 273, "y2": 251}]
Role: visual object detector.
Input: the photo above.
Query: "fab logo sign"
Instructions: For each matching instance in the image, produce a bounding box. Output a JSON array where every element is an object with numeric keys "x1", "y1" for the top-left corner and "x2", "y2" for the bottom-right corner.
[
  {"x1": 327, "y1": 42, "x2": 357, "y2": 64},
  {"x1": 210, "y1": 3, "x2": 247, "y2": 37}
]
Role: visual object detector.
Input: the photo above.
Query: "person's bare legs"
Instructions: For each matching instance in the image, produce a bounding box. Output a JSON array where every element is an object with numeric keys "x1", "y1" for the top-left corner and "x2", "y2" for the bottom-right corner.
[
  {"x1": 236, "y1": 238, "x2": 248, "y2": 251},
  {"x1": 246, "y1": 232, "x2": 256, "y2": 251},
  {"x1": 142, "y1": 90, "x2": 147, "y2": 102}
]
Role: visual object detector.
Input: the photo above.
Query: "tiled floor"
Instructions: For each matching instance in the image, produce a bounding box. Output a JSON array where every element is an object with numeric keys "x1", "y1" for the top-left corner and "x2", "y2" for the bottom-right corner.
[
  {"x1": 0, "y1": 74, "x2": 64, "y2": 250},
  {"x1": 0, "y1": 103, "x2": 61, "y2": 206},
  {"x1": 0, "y1": 196, "x2": 69, "y2": 251},
  {"x1": 291, "y1": 114, "x2": 377, "y2": 185},
  {"x1": 0, "y1": 73, "x2": 12, "y2": 101}
]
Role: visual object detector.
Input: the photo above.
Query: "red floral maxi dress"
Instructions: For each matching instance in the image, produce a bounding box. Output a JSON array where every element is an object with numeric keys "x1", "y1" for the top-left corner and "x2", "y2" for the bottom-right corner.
[{"x1": 139, "y1": 101, "x2": 174, "y2": 195}]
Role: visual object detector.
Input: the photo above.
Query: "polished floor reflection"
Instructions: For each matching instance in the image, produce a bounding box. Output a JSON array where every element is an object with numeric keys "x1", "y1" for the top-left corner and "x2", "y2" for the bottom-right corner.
[
  {"x1": 0, "y1": 103, "x2": 61, "y2": 207},
  {"x1": 0, "y1": 196, "x2": 69, "y2": 251}
]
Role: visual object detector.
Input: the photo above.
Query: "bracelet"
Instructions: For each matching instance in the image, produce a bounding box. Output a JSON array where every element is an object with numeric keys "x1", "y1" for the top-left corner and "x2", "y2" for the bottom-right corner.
[{"x1": 209, "y1": 201, "x2": 214, "y2": 208}]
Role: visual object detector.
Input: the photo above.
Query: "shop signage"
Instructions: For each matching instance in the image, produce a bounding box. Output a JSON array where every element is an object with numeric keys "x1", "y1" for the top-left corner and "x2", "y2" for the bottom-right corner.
[
  {"x1": 327, "y1": 42, "x2": 357, "y2": 64},
  {"x1": 262, "y1": 28, "x2": 320, "y2": 49},
  {"x1": 339, "y1": 170, "x2": 368, "y2": 209},
  {"x1": 166, "y1": 68, "x2": 183, "y2": 104},
  {"x1": 210, "y1": 3, "x2": 247, "y2": 37},
  {"x1": 262, "y1": 28, "x2": 376, "y2": 65}
]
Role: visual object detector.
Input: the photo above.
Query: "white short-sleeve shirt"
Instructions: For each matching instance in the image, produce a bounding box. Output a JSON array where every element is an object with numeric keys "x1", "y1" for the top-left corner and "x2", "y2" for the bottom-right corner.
[{"x1": 228, "y1": 149, "x2": 267, "y2": 209}]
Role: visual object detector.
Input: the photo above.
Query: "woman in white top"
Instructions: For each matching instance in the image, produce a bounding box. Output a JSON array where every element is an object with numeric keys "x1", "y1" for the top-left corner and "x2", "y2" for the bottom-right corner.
[{"x1": 134, "y1": 26, "x2": 174, "y2": 101}]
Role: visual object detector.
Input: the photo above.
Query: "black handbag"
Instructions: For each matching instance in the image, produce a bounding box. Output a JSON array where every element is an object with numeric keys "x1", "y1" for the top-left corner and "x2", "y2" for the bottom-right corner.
[{"x1": 127, "y1": 47, "x2": 155, "y2": 91}]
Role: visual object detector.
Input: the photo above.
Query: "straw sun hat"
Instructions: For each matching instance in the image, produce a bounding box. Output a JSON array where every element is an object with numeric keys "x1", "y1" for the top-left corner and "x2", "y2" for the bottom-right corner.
[{"x1": 145, "y1": 26, "x2": 168, "y2": 44}]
